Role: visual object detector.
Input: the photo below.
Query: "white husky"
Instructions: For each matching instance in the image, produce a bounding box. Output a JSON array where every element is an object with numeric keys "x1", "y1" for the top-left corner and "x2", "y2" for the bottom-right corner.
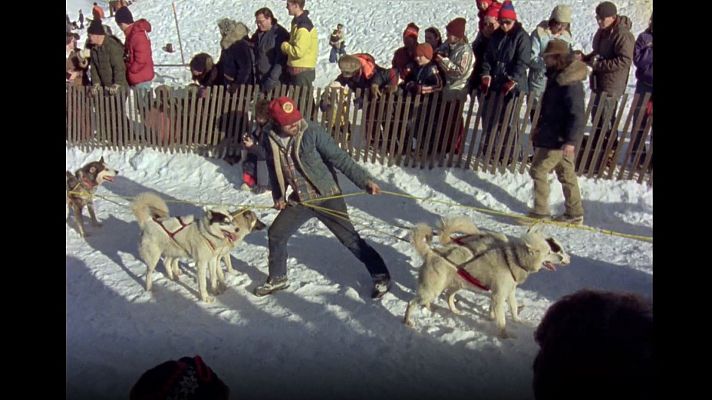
[{"x1": 404, "y1": 217, "x2": 570, "y2": 338}]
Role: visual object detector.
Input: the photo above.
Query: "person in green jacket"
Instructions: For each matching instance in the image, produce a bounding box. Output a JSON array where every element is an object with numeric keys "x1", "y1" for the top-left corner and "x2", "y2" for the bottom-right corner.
[{"x1": 87, "y1": 18, "x2": 128, "y2": 94}]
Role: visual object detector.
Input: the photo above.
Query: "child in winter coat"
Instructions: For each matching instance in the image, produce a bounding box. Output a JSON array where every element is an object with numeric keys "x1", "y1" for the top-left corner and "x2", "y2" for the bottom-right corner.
[{"x1": 329, "y1": 24, "x2": 346, "y2": 63}]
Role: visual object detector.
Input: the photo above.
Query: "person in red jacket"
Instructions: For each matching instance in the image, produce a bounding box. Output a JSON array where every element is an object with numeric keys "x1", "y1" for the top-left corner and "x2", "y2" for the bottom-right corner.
[{"x1": 115, "y1": 6, "x2": 154, "y2": 90}]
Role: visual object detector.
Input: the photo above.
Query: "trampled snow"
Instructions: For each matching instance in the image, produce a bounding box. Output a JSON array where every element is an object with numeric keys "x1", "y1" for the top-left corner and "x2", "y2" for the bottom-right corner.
[{"x1": 66, "y1": 1, "x2": 653, "y2": 399}]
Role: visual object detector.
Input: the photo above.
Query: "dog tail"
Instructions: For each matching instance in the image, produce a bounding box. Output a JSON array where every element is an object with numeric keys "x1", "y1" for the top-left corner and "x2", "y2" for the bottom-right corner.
[
  {"x1": 411, "y1": 223, "x2": 434, "y2": 258},
  {"x1": 438, "y1": 216, "x2": 480, "y2": 245},
  {"x1": 131, "y1": 192, "x2": 170, "y2": 228}
]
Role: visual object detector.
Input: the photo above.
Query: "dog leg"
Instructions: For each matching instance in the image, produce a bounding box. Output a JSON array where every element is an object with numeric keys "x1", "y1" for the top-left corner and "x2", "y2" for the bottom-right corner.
[
  {"x1": 73, "y1": 206, "x2": 86, "y2": 237},
  {"x1": 87, "y1": 202, "x2": 102, "y2": 227},
  {"x1": 447, "y1": 291, "x2": 462, "y2": 315},
  {"x1": 164, "y1": 257, "x2": 174, "y2": 280},
  {"x1": 140, "y1": 246, "x2": 161, "y2": 292},
  {"x1": 508, "y1": 289, "x2": 520, "y2": 322},
  {"x1": 171, "y1": 258, "x2": 181, "y2": 280},
  {"x1": 209, "y1": 258, "x2": 226, "y2": 295},
  {"x1": 223, "y1": 253, "x2": 235, "y2": 274},
  {"x1": 215, "y1": 258, "x2": 227, "y2": 293},
  {"x1": 197, "y1": 261, "x2": 215, "y2": 303},
  {"x1": 403, "y1": 298, "x2": 418, "y2": 327},
  {"x1": 491, "y1": 292, "x2": 508, "y2": 338}
]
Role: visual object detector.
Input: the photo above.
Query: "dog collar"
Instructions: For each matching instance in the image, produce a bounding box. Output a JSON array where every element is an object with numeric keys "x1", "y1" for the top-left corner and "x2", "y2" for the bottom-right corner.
[{"x1": 81, "y1": 176, "x2": 97, "y2": 190}]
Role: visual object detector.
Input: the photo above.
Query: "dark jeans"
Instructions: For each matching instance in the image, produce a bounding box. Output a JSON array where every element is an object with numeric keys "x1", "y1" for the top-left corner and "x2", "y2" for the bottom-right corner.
[
  {"x1": 267, "y1": 197, "x2": 389, "y2": 280},
  {"x1": 478, "y1": 90, "x2": 518, "y2": 163},
  {"x1": 289, "y1": 69, "x2": 316, "y2": 118}
]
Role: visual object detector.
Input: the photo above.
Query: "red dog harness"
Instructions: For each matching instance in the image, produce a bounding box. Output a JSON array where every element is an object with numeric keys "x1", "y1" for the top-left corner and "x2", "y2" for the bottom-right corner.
[
  {"x1": 153, "y1": 216, "x2": 191, "y2": 239},
  {"x1": 451, "y1": 235, "x2": 491, "y2": 291}
]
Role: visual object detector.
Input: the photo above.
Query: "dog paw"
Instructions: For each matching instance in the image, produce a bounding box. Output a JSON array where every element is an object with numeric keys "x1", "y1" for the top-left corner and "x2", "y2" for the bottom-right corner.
[
  {"x1": 498, "y1": 330, "x2": 511, "y2": 339},
  {"x1": 201, "y1": 295, "x2": 216, "y2": 303}
]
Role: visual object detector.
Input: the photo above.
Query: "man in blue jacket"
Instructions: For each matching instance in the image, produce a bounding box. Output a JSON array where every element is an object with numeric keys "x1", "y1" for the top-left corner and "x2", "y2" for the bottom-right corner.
[{"x1": 244, "y1": 96, "x2": 391, "y2": 299}]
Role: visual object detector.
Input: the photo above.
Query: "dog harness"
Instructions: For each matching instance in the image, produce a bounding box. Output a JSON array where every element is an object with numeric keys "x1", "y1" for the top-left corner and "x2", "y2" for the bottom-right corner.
[
  {"x1": 452, "y1": 234, "x2": 521, "y2": 284},
  {"x1": 153, "y1": 217, "x2": 191, "y2": 239},
  {"x1": 456, "y1": 269, "x2": 490, "y2": 291},
  {"x1": 432, "y1": 236, "x2": 491, "y2": 291},
  {"x1": 67, "y1": 177, "x2": 97, "y2": 200}
]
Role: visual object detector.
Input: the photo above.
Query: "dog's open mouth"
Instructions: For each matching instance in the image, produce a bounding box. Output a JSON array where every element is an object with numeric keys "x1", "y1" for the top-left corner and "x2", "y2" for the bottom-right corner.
[
  {"x1": 103, "y1": 176, "x2": 115, "y2": 183},
  {"x1": 543, "y1": 261, "x2": 556, "y2": 271},
  {"x1": 222, "y1": 230, "x2": 237, "y2": 242}
]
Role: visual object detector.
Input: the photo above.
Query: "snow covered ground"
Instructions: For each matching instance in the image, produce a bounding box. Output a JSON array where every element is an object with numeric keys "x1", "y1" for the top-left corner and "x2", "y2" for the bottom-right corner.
[
  {"x1": 66, "y1": 1, "x2": 653, "y2": 399},
  {"x1": 66, "y1": 146, "x2": 652, "y2": 399}
]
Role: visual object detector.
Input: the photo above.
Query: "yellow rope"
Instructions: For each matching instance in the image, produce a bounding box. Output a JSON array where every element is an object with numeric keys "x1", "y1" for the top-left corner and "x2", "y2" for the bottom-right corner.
[
  {"x1": 299, "y1": 201, "x2": 409, "y2": 243},
  {"x1": 379, "y1": 190, "x2": 652, "y2": 243},
  {"x1": 67, "y1": 191, "x2": 274, "y2": 210},
  {"x1": 68, "y1": 187, "x2": 652, "y2": 243}
]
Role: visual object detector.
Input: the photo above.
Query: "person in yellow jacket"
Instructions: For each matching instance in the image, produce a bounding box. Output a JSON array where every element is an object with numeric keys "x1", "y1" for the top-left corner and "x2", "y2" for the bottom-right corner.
[{"x1": 281, "y1": 0, "x2": 318, "y2": 94}]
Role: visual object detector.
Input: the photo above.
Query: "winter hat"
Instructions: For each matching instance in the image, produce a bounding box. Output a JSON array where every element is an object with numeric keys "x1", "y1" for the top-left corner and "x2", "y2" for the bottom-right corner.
[
  {"x1": 499, "y1": 0, "x2": 517, "y2": 21},
  {"x1": 595, "y1": 1, "x2": 617, "y2": 19},
  {"x1": 403, "y1": 22, "x2": 419, "y2": 40},
  {"x1": 115, "y1": 6, "x2": 134, "y2": 25},
  {"x1": 485, "y1": 2, "x2": 503, "y2": 18},
  {"x1": 190, "y1": 53, "x2": 214, "y2": 74},
  {"x1": 87, "y1": 18, "x2": 105, "y2": 35},
  {"x1": 446, "y1": 17, "x2": 467, "y2": 39},
  {"x1": 338, "y1": 55, "x2": 362, "y2": 78},
  {"x1": 269, "y1": 96, "x2": 303, "y2": 126},
  {"x1": 129, "y1": 355, "x2": 229, "y2": 400},
  {"x1": 541, "y1": 39, "x2": 571, "y2": 56},
  {"x1": 415, "y1": 43, "x2": 434, "y2": 60},
  {"x1": 550, "y1": 5, "x2": 572, "y2": 24},
  {"x1": 476, "y1": 0, "x2": 493, "y2": 9}
]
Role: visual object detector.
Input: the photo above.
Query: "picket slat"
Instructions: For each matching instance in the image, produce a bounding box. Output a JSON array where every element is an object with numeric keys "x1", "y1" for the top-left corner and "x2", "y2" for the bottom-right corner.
[
  {"x1": 387, "y1": 92, "x2": 405, "y2": 166},
  {"x1": 67, "y1": 84, "x2": 650, "y2": 185},
  {"x1": 499, "y1": 94, "x2": 525, "y2": 174},
  {"x1": 378, "y1": 92, "x2": 396, "y2": 165},
  {"x1": 347, "y1": 89, "x2": 362, "y2": 157},
  {"x1": 409, "y1": 94, "x2": 430, "y2": 168},
  {"x1": 465, "y1": 93, "x2": 486, "y2": 170},
  {"x1": 594, "y1": 93, "x2": 628, "y2": 179},
  {"x1": 371, "y1": 89, "x2": 389, "y2": 164},
  {"x1": 417, "y1": 92, "x2": 441, "y2": 168},
  {"x1": 586, "y1": 94, "x2": 618, "y2": 179}
]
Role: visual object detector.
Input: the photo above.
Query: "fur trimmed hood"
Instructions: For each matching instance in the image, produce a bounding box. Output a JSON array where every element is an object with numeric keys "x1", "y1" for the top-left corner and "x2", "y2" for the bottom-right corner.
[
  {"x1": 217, "y1": 19, "x2": 249, "y2": 49},
  {"x1": 556, "y1": 60, "x2": 588, "y2": 86}
]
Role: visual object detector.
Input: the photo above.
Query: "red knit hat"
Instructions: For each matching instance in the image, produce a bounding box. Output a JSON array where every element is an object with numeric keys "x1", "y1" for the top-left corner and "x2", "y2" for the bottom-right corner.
[
  {"x1": 485, "y1": 2, "x2": 502, "y2": 18},
  {"x1": 415, "y1": 43, "x2": 433, "y2": 60},
  {"x1": 446, "y1": 17, "x2": 467, "y2": 39},
  {"x1": 268, "y1": 96, "x2": 302, "y2": 126},
  {"x1": 499, "y1": 0, "x2": 517, "y2": 21},
  {"x1": 403, "y1": 22, "x2": 419, "y2": 39}
]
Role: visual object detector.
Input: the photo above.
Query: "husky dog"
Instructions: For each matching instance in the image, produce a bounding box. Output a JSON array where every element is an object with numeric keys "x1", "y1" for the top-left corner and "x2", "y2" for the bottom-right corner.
[
  {"x1": 404, "y1": 217, "x2": 570, "y2": 338},
  {"x1": 165, "y1": 209, "x2": 266, "y2": 286},
  {"x1": 131, "y1": 192, "x2": 261, "y2": 303},
  {"x1": 66, "y1": 156, "x2": 118, "y2": 237}
]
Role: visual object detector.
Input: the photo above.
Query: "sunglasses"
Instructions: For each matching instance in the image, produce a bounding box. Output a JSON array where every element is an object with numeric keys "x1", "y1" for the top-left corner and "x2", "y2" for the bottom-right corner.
[{"x1": 499, "y1": 19, "x2": 514, "y2": 25}]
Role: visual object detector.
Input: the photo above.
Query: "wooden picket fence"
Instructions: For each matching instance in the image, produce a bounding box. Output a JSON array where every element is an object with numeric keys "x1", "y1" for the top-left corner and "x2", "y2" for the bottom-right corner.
[{"x1": 65, "y1": 83, "x2": 653, "y2": 185}]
